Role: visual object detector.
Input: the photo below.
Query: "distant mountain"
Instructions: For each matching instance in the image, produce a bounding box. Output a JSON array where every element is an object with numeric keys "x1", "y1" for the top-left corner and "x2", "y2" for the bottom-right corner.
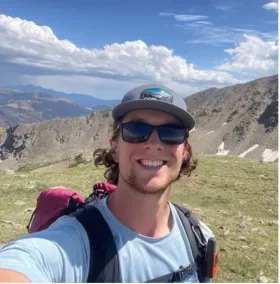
[
  {"x1": 0, "y1": 89, "x2": 92, "y2": 128},
  {"x1": 2, "y1": 84, "x2": 121, "y2": 109}
]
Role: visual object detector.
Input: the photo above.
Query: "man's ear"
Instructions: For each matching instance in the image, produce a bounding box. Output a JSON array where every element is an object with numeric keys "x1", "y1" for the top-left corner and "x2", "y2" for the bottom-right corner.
[
  {"x1": 183, "y1": 142, "x2": 190, "y2": 159},
  {"x1": 109, "y1": 138, "x2": 119, "y2": 163},
  {"x1": 109, "y1": 138, "x2": 113, "y2": 148}
]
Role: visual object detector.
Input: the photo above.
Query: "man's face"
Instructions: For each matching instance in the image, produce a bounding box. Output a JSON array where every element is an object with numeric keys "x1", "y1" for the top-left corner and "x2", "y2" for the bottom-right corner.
[{"x1": 111, "y1": 109, "x2": 189, "y2": 195}]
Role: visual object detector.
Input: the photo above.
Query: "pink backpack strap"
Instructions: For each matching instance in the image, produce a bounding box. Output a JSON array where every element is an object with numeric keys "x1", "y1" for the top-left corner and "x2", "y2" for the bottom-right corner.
[
  {"x1": 93, "y1": 182, "x2": 117, "y2": 192},
  {"x1": 86, "y1": 182, "x2": 117, "y2": 201}
]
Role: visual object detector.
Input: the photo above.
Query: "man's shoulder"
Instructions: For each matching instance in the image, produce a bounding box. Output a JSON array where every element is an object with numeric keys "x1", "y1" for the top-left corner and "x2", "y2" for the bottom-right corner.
[
  {"x1": 0, "y1": 214, "x2": 90, "y2": 283},
  {"x1": 170, "y1": 203, "x2": 215, "y2": 240},
  {"x1": 50, "y1": 213, "x2": 85, "y2": 229},
  {"x1": 1, "y1": 214, "x2": 90, "y2": 261}
]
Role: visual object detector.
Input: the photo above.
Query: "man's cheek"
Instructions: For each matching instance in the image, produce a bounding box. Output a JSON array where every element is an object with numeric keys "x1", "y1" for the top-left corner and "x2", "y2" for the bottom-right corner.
[{"x1": 118, "y1": 152, "x2": 129, "y2": 169}]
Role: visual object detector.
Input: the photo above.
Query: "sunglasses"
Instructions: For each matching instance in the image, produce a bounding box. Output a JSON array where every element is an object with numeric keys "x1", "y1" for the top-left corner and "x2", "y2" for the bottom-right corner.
[{"x1": 120, "y1": 121, "x2": 189, "y2": 145}]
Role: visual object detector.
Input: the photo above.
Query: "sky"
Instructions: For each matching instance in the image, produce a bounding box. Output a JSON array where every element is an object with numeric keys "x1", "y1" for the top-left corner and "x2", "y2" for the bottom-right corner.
[{"x1": 0, "y1": 0, "x2": 278, "y2": 99}]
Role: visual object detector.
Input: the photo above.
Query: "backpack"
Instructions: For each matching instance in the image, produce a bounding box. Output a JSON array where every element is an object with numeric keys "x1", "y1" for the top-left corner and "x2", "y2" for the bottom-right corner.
[{"x1": 26, "y1": 182, "x2": 219, "y2": 283}]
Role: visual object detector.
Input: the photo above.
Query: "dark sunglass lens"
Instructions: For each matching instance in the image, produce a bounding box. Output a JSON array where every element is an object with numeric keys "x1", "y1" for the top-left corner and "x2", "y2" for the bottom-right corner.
[
  {"x1": 122, "y1": 122, "x2": 152, "y2": 143},
  {"x1": 158, "y1": 125, "x2": 187, "y2": 144}
]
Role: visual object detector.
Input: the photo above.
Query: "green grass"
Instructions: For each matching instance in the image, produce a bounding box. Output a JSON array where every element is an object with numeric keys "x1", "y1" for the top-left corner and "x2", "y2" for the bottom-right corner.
[{"x1": 0, "y1": 154, "x2": 278, "y2": 283}]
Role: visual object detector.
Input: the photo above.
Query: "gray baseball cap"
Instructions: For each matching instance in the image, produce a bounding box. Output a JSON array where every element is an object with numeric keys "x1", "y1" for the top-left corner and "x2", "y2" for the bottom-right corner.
[{"x1": 112, "y1": 84, "x2": 196, "y2": 130}]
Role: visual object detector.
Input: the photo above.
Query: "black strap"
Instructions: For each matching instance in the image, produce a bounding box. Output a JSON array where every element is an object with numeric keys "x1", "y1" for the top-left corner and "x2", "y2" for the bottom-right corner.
[
  {"x1": 70, "y1": 201, "x2": 207, "y2": 283},
  {"x1": 26, "y1": 209, "x2": 36, "y2": 233},
  {"x1": 173, "y1": 203, "x2": 207, "y2": 283},
  {"x1": 69, "y1": 203, "x2": 121, "y2": 283},
  {"x1": 145, "y1": 263, "x2": 197, "y2": 283}
]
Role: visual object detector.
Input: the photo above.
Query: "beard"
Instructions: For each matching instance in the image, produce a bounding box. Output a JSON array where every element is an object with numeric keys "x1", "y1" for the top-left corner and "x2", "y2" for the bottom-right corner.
[{"x1": 119, "y1": 167, "x2": 179, "y2": 196}]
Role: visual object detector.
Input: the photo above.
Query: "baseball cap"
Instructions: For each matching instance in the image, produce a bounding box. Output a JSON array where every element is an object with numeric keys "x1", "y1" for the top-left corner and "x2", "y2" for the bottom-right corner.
[{"x1": 112, "y1": 84, "x2": 196, "y2": 130}]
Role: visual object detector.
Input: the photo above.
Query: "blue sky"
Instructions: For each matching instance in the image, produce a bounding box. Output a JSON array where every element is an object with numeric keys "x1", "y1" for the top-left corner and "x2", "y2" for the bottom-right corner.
[{"x1": 0, "y1": 0, "x2": 278, "y2": 99}]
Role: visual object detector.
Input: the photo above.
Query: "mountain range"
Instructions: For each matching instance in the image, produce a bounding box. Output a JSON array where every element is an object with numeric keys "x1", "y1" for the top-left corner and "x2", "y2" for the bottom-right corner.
[
  {"x1": 0, "y1": 74, "x2": 278, "y2": 172},
  {"x1": 0, "y1": 85, "x2": 121, "y2": 128},
  {"x1": 1, "y1": 84, "x2": 120, "y2": 108}
]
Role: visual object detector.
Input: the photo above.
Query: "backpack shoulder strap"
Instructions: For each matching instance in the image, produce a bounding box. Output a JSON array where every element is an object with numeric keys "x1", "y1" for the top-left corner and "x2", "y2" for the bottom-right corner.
[
  {"x1": 70, "y1": 201, "x2": 209, "y2": 283},
  {"x1": 71, "y1": 203, "x2": 203, "y2": 283},
  {"x1": 172, "y1": 203, "x2": 207, "y2": 283},
  {"x1": 69, "y1": 203, "x2": 121, "y2": 283}
]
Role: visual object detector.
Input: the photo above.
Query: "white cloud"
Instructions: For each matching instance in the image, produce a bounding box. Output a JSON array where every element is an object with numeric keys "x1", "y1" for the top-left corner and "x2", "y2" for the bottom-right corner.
[
  {"x1": 177, "y1": 21, "x2": 213, "y2": 28},
  {"x1": 158, "y1": 12, "x2": 174, "y2": 16},
  {"x1": 173, "y1": 14, "x2": 208, "y2": 22},
  {"x1": 159, "y1": 12, "x2": 208, "y2": 22},
  {"x1": 195, "y1": 21, "x2": 213, "y2": 25},
  {"x1": 217, "y1": 34, "x2": 278, "y2": 76},
  {"x1": 181, "y1": 23, "x2": 277, "y2": 46},
  {"x1": 263, "y1": 1, "x2": 278, "y2": 11},
  {"x1": 0, "y1": 14, "x2": 239, "y2": 90},
  {"x1": 215, "y1": 5, "x2": 231, "y2": 11},
  {"x1": 162, "y1": 9, "x2": 277, "y2": 47}
]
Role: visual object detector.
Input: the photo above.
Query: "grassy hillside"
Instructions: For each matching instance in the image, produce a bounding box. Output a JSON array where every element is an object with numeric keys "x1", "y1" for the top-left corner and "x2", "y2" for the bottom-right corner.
[{"x1": 0, "y1": 155, "x2": 277, "y2": 283}]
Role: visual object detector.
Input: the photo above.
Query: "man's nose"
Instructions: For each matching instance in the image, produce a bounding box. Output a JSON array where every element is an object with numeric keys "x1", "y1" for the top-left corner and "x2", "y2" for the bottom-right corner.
[{"x1": 143, "y1": 130, "x2": 164, "y2": 150}]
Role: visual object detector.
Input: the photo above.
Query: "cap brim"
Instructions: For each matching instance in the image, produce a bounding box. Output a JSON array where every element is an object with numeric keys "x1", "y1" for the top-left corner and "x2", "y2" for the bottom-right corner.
[{"x1": 112, "y1": 100, "x2": 196, "y2": 131}]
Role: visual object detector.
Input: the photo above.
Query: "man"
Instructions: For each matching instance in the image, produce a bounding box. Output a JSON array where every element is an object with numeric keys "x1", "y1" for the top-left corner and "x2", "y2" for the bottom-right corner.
[{"x1": 0, "y1": 84, "x2": 215, "y2": 283}]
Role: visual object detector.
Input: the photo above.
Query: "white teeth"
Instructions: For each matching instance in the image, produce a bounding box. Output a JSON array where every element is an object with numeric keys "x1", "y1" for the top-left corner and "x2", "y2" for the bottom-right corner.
[{"x1": 140, "y1": 160, "x2": 164, "y2": 167}]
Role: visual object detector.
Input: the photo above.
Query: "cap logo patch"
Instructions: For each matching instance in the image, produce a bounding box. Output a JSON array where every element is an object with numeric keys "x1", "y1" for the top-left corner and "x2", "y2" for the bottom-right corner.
[{"x1": 140, "y1": 88, "x2": 173, "y2": 103}]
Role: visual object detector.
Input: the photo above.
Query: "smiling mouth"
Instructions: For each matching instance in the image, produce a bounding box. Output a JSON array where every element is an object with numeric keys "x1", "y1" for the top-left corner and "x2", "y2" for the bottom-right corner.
[{"x1": 137, "y1": 159, "x2": 167, "y2": 168}]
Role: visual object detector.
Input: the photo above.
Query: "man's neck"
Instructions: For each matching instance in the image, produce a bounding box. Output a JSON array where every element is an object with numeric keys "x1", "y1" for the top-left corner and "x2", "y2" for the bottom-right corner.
[{"x1": 107, "y1": 184, "x2": 173, "y2": 238}]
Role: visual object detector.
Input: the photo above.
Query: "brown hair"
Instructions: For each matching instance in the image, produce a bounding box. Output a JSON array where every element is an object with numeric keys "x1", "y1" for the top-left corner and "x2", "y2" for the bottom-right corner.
[{"x1": 93, "y1": 121, "x2": 197, "y2": 185}]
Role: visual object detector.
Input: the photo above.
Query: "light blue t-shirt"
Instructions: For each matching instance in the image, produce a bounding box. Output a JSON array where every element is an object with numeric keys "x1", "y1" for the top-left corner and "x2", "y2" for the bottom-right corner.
[{"x1": 0, "y1": 198, "x2": 214, "y2": 283}]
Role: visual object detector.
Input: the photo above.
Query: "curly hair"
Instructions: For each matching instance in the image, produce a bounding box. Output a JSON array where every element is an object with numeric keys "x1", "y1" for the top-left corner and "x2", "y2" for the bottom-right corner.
[{"x1": 93, "y1": 121, "x2": 197, "y2": 185}]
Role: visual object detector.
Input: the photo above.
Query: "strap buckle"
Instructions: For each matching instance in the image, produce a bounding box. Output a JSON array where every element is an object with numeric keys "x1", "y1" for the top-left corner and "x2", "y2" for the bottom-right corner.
[
  {"x1": 191, "y1": 225, "x2": 207, "y2": 247},
  {"x1": 171, "y1": 264, "x2": 197, "y2": 282}
]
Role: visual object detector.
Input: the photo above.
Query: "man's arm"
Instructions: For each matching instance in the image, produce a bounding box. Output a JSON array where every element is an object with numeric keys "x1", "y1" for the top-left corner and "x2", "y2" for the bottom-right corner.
[
  {"x1": 0, "y1": 269, "x2": 30, "y2": 283},
  {"x1": 0, "y1": 215, "x2": 90, "y2": 283}
]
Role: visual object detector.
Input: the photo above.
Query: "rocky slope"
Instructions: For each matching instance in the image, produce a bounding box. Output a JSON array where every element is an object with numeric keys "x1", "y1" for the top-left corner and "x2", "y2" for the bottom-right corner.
[
  {"x1": 185, "y1": 75, "x2": 278, "y2": 161},
  {"x1": 0, "y1": 111, "x2": 113, "y2": 171}
]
